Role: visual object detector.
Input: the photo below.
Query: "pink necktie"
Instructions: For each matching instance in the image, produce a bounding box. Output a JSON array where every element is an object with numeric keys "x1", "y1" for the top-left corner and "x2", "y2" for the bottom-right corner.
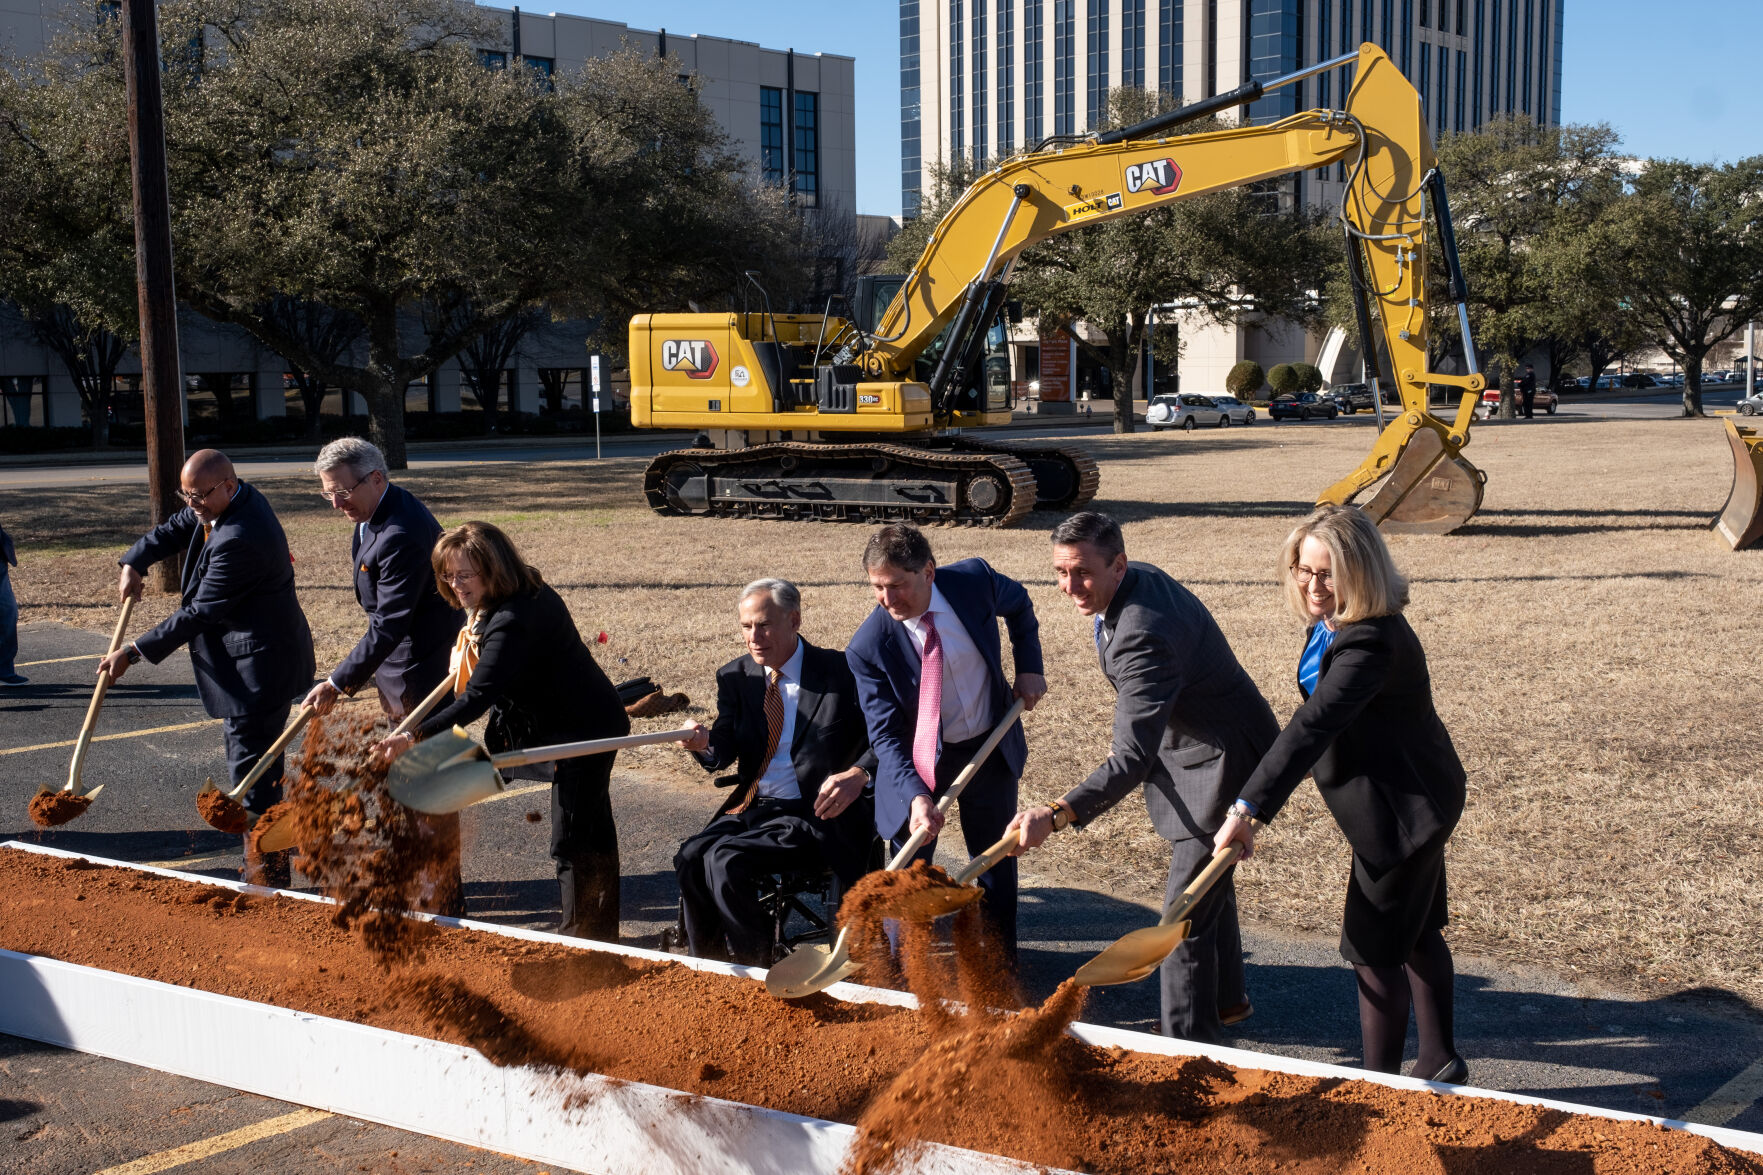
[{"x1": 912, "y1": 613, "x2": 943, "y2": 792}]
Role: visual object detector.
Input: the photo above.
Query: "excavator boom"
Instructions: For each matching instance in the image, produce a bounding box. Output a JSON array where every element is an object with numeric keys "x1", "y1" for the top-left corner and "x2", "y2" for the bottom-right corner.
[{"x1": 630, "y1": 43, "x2": 1487, "y2": 531}]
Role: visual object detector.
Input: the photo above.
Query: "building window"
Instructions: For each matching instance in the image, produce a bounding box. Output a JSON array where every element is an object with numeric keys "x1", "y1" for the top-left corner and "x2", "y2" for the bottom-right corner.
[
  {"x1": 95, "y1": 0, "x2": 119, "y2": 23},
  {"x1": 523, "y1": 55, "x2": 554, "y2": 90},
  {"x1": 1548, "y1": 0, "x2": 1562, "y2": 124},
  {"x1": 1026, "y1": 0, "x2": 1045, "y2": 142},
  {"x1": 1472, "y1": 0, "x2": 1483, "y2": 125},
  {"x1": 1054, "y1": 0, "x2": 1075, "y2": 135},
  {"x1": 1520, "y1": 0, "x2": 1533, "y2": 114},
  {"x1": 1380, "y1": 0, "x2": 1393, "y2": 54},
  {"x1": 1085, "y1": 0, "x2": 1109, "y2": 131},
  {"x1": 1436, "y1": 44, "x2": 1447, "y2": 134},
  {"x1": 1456, "y1": 0, "x2": 1466, "y2": 34},
  {"x1": 973, "y1": 0, "x2": 988, "y2": 161},
  {"x1": 1247, "y1": 0, "x2": 1302, "y2": 124},
  {"x1": 478, "y1": 49, "x2": 508, "y2": 70},
  {"x1": 793, "y1": 91, "x2": 819, "y2": 206},
  {"x1": 998, "y1": 0, "x2": 1016, "y2": 155},
  {"x1": 1454, "y1": 47, "x2": 1466, "y2": 130},
  {"x1": 1158, "y1": 0, "x2": 1182, "y2": 96},
  {"x1": 1317, "y1": 0, "x2": 1331, "y2": 106},
  {"x1": 1505, "y1": 0, "x2": 1515, "y2": 111},
  {"x1": 1122, "y1": 0, "x2": 1146, "y2": 89},
  {"x1": 1419, "y1": 0, "x2": 1430, "y2": 26},
  {"x1": 1417, "y1": 34, "x2": 1429, "y2": 113},
  {"x1": 760, "y1": 86, "x2": 785, "y2": 185},
  {"x1": 902, "y1": 0, "x2": 921, "y2": 216},
  {"x1": 1206, "y1": 0, "x2": 1218, "y2": 96},
  {"x1": 1399, "y1": 0, "x2": 1412, "y2": 76},
  {"x1": 950, "y1": 0, "x2": 965, "y2": 159}
]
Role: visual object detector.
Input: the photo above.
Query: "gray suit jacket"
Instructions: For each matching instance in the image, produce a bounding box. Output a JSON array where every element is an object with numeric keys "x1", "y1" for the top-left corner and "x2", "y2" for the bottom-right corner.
[{"x1": 1062, "y1": 562, "x2": 1279, "y2": 843}]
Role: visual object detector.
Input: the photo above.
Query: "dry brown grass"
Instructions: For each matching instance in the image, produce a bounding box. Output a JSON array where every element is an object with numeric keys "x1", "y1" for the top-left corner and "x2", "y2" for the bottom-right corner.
[{"x1": 11, "y1": 415, "x2": 1762, "y2": 1004}]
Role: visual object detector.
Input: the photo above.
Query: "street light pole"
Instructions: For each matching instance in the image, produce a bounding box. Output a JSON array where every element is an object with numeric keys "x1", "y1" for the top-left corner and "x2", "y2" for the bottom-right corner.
[{"x1": 121, "y1": 0, "x2": 186, "y2": 592}]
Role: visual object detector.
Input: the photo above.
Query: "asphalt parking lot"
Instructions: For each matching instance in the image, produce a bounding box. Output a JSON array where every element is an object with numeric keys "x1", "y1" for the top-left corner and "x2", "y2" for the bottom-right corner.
[{"x1": 4, "y1": 618, "x2": 1761, "y2": 1172}]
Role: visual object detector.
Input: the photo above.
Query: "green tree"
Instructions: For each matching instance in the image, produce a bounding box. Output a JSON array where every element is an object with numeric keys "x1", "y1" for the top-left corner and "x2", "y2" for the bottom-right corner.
[
  {"x1": 1266, "y1": 363, "x2": 1298, "y2": 395},
  {"x1": 1293, "y1": 362, "x2": 1324, "y2": 393},
  {"x1": 0, "y1": 0, "x2": 785, "y2": 465},
  {"x1": 1431, "y1": 116, "x2": 1627, "y2": 417},
  {"x1": 1595, "y1": 158, "x2": 1763, "y2": 415}
]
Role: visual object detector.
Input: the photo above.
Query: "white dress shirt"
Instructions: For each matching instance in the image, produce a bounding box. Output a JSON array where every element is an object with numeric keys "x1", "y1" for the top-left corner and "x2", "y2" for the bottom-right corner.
[
  {"x1": 901, "y1": 586, "x2": 992, "y2": 744},
  {"x1": 753, "y1": 638, "x2": 806, "y2": 800}
]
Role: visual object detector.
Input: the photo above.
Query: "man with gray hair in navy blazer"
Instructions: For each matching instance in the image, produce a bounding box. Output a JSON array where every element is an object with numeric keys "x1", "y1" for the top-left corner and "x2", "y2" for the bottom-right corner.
[{"x1": 845, "y1": 524, "x2": 1046, "y2": 965}]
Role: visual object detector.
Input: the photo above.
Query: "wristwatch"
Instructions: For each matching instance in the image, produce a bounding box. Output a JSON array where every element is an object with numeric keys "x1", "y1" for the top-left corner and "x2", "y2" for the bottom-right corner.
[{"x1": 125, "y1": 644, "x2": 143, "y2": 665}]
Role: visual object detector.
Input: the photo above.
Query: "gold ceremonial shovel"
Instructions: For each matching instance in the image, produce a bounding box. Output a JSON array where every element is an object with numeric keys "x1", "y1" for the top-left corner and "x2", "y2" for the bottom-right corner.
[
  {"x1": 765, "y1": 699, "x2": 1027, "y2": 1000},
  {"x1": 252, "y1": 675, "x2": 457, "y2": 854},
  {"x1": 387, "y1": 725, "x2": 699, "y2": 814},
  {"x1": 196, "y1": 705, "x2": 316, "y2": 834},
  {"x1": 29, "y1": 598, "x2": 135, "y2": 827},
  {"x1": 1072, "y1": 841, "x2": 1244, "y2": 987}
]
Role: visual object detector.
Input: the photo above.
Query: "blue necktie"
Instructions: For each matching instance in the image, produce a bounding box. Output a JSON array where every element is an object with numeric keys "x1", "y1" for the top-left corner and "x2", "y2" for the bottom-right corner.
[{"x1": 1093, "y1": 615, "x2": 1108, "y2": 660}]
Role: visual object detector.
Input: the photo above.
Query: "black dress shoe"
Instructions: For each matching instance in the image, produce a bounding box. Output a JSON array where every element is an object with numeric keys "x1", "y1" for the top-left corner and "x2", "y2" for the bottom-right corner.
[
  {"x1": 1422, "y1": 1055, "x2": 1468, "y2": 1084},
  {"x1": 1218, "y1": 1000, "x2": 1255, "y2": 1026}
]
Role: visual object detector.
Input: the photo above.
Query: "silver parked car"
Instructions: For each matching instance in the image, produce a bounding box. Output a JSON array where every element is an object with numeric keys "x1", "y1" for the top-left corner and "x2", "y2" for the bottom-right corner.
[
  {"x1": 1148, "y1": 392, "x2": 1236, "y2": 431},
  {"x1": 1210, "y1": 395, "x2": 1256, "y2": 425}
]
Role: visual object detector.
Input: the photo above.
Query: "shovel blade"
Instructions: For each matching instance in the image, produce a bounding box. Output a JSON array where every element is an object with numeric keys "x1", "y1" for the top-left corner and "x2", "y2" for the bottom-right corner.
[
  {"x1": 889, "y1": 883, "x2": 984, "y2": 922},
  {"x1": 197, "y1": 777, "x2": 218, "y2": 796},
  {"x1": 765, "y1": 929, "x2": 858, "y2": 999},
  {"x1": 254, "y1": 811, "x2": 298, "y2": 854},
  {"x1": 385, "y1": 729, "x2": 500, "y2": 814},
  {"x1": 1073, "y1": 919, "x2": 1191, "y2": 988}
]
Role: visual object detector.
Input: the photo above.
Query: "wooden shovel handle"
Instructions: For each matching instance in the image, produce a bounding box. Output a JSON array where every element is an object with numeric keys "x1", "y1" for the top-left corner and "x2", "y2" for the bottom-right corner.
[
  {"x1": 1157, "y1": 842, "x2": 1242, "y2": 929},
  {"x1": 64, "y1": 598, "x2": 135, "y2": 792},
  {"x1": 488, "y1": 726, "x2": 699, "y2": 769},
  {"x1": 884, "y1": 699, "x2": 1026, "y2": 871},
  {"x1": 391, "y1": 675, "x2": 456, "y2": 738},
  {"x1": 951, "y1": 826, "x2": 1023, "y2": 886},
  {"x1": 230, "y1": 705, "x2": 317, "y2": 796}
]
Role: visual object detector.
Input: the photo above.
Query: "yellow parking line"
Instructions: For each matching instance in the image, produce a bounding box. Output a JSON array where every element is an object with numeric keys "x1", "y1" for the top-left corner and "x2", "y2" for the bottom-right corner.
[
  {"x1": 91, "y1": 1108, "x2": 333, "y2": 1175},
  {"x1": 12, "y1": 654, "x2": 101, "y2": 668},
  {"x1": 0, "y1": 718, "x2": 220, "y2": 758}
]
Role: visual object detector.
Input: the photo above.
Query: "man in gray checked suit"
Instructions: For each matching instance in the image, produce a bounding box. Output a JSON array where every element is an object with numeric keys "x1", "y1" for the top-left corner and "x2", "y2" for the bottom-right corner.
[{"x1": 1007, "y1": 511, "x2": 1278, "y2": 1044}]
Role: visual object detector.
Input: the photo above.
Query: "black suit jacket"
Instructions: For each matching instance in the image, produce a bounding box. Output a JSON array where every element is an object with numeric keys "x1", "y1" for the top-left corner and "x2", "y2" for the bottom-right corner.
[
  {"x1": 1062, "y1": 562, "x2": 1279, "y2": 843},
  {"x1": 329, "y1": 484, "x2": 462, "y2": 699},
  {"x1": 417, "y1": 581, "x2": 628, "y2": 749},
  {"x1": 1238, "y1": 613, "x2": 1467, "y2": 873},
  {"x1": 122, "y1": 482, "x2": 316, "y2": 718},
  {"x1": 696, "y1": 640, "x2": 876, "y2": 885}
]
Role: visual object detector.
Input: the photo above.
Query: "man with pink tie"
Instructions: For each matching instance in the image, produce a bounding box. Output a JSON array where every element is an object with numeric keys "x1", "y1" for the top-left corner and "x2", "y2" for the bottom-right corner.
[{"x1": 845, "y1": 524, "x2": 1046, "y2": 964}]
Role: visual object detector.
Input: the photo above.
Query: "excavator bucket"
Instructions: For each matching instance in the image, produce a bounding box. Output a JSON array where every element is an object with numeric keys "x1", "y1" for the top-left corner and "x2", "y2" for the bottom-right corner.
[
  {"x1": 1358, "y1": 427, "x2": 1486, "y2": 536},
  {"x1": 1716, "y1": 419, "x2": 1763, "y2": 551}
]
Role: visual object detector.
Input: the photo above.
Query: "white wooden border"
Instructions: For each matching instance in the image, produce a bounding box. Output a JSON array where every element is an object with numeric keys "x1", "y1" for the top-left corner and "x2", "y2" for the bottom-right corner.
[{"x1": 4, "y1": 840, "x2": 1760, "y2": 1167}]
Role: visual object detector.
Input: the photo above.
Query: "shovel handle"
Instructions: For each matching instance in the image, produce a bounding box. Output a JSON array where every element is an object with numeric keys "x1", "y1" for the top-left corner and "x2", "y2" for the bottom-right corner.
[
  {"x1": 883, "y1": 699, "x2": 1026, "y2": 872},
  {"x1": 951, "y1": 826, "x2": 1023, "y2": 887},
  {"x1": 488, "y1": 726, "x2": 699, "y2": 769},
  {"x1": 390, "y1": 675, "x2": 456, "y2": 738},
  {"x1": 64, "y1": 598, "x2": 136, "y2": 793},
  {"x1": 228, "y1": 705, "x2": 317, "y2": 797},
  {"x1": 1158, "y1": 842, "x2": 1242, "y2": 928}
]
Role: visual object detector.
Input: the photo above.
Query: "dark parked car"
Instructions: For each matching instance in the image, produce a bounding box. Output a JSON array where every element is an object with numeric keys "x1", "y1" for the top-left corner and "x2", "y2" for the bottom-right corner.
[
  {"x1": 1328, "y1": 383, "x2": 1377, "y2": 414},
  {"x1": 1269, "y1": 392, "x2": 1339, "y2": 421}
]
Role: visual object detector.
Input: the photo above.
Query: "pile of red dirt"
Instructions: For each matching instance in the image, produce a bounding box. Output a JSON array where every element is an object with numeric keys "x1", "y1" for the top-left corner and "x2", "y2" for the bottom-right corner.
[
  {"x1": 27, "y1": 790, "x2": 92, "y2": 829},
  {"x1": 2, "y1": 848, "x2": 1757, "y2": 1175}
]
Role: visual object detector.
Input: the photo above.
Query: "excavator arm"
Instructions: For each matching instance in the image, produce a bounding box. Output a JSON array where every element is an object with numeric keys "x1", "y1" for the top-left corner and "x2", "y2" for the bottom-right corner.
[{"x1": 859, "y1": 43, "x2": 1487, "y2": 532}]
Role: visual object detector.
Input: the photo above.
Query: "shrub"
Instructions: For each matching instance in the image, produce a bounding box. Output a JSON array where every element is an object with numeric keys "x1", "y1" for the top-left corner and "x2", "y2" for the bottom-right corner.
[
  {"x1": 1266, "y1": 363, "x2": 1299, "y2": 395},
  {"x1": 1227, "y1": 361, "x2": 1266, "y2": 398},
  {"x1": 1293, "y1": 362, "x2": 1325, "y2": 393}
]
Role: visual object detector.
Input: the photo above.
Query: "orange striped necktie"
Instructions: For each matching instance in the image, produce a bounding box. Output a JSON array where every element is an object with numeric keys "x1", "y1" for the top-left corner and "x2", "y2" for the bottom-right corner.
[{"x1": 732, "y1": 666, "x2": 784, "y2": 816}]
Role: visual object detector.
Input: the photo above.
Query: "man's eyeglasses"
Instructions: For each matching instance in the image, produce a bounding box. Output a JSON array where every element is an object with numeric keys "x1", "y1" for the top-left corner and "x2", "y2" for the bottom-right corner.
[
  {"x1": 179, "y1": 481, "x2": 226, "y2": 506},
  {"x1": 1290, "y1": 564, "x2": 1333, "y2": 589},
  {"x1": 319, "y1": 476, "x2": 370, "y2": 504}
]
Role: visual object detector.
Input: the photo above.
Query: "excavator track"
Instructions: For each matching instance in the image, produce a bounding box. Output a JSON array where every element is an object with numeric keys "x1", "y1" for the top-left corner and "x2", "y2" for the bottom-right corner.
[
  {"x1": 923, "y1": 437, "x2": 1101, "y2": 511},
  {"x1": 644, "y1": 442, "x2": 1040, "y2": 528}
]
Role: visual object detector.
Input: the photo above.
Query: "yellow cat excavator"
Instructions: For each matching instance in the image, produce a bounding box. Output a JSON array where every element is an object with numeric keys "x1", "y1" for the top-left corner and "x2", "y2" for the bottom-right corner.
[{"x1": 629, "y1": 43, "x2": 1487, "y2": 532}]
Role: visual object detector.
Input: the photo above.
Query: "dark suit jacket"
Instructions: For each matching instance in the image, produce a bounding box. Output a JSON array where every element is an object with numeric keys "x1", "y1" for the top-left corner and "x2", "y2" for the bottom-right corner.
[
  {"x1": 0, "y1": 522, "x2": 15, "y2": 569},
  {"x1": 1237, "y1": 613, "x2": 1467, "y2": 873},
  {"x1": 418, "y1": 581, "x2": 628, "y2": 750},
  {"x1": 1062, "y1": 562, "x2": 1279, "y2": 844},
  {"x1": 122, "y1": 482, "x2": 316, "y2": 718},
  {"x1": 329, "y1": 484, "x2": 462, "y2": 700},
  {"x1": 846, "y1": 557, "x2": 1043, "y2": 842},
  {"x1": 694, "y1": 639, "x2": 877, "y2": 884}
]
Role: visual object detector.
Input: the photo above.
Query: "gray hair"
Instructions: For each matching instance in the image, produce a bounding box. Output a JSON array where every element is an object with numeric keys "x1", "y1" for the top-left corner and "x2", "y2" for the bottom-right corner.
[
  {"x1": 739, "y1": 577, "x2": 801, "y2": 613},
  {"x1": 314, "y1": 436, "x2": 388, "y2": 481}
]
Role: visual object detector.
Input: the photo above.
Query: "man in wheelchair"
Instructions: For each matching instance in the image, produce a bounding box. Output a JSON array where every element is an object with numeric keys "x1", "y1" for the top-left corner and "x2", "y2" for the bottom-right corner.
[{"x1": 673, "y1": 577, "x2": 875, "y2": 966}]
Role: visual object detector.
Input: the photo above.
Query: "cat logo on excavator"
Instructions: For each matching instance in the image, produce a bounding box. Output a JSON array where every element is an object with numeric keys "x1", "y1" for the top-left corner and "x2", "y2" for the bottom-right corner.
[
  {"x1": 661, "y1": 339, "x2": 718, "y2": 379},
  {"x1": 1125, "y1": 157, "x2": 1182, "y2": 195}
]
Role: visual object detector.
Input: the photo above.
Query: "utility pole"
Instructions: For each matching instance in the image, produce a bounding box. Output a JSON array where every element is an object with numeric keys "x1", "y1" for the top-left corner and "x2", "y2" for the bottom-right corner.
[{"x1": 121, "y1": 0, "x2": 186, "y2": 592}]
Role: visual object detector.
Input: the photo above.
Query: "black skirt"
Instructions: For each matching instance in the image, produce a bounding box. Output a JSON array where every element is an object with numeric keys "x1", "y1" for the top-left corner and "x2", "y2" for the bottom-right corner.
[{"x1": 1339, "y1": 830, "x2": 1450, "y2": 967}]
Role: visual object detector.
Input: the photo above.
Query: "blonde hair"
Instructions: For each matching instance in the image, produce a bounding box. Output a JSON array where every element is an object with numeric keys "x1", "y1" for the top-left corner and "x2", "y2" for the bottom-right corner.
[
  {"x1": 431, "y1": 521, "x2": 544, "y2": 610},
  {"x1": 1280, "y1": 504, "x2": 1408, "y2": 624}
]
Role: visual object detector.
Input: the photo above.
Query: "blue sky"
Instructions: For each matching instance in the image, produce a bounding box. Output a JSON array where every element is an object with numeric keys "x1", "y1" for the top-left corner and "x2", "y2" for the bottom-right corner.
[{"x1": 544, "y1": 0, "x2": 1760, "y2": 217}]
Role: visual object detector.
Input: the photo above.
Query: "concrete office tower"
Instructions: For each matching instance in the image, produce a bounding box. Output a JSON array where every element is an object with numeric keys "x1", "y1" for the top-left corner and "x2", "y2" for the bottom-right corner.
[
  {"x1": 902, "y1": 0, "x2": 1565, "y2": 396},
  {"x1": 0, "y1": 0, "x2": 854, "y2": 431}
]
